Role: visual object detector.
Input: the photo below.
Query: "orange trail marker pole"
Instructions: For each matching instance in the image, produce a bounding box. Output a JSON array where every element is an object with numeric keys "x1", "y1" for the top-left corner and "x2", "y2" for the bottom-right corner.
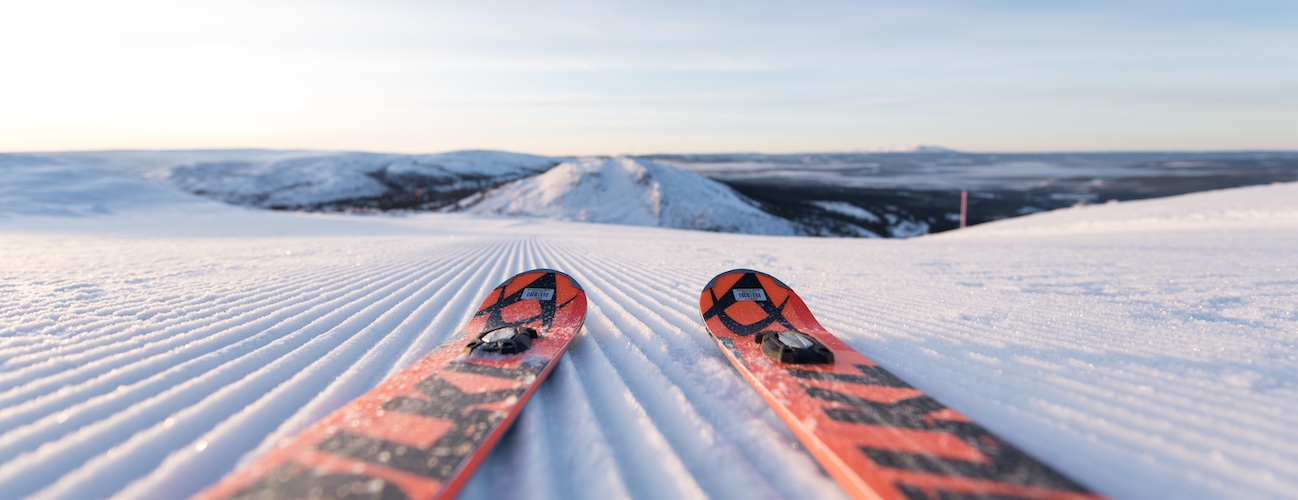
[{"x1": 960, "y1": 190, "x2": 968, "y2": 229}]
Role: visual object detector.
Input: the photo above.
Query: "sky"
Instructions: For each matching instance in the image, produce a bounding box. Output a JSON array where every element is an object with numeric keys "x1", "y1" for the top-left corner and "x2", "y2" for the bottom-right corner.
[{"x1": 1, "y1": 0, "x2": 1295, "y2": 155}]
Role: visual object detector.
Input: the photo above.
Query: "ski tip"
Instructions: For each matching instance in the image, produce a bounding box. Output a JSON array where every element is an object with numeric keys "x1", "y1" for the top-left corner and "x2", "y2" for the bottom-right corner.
[
  {"x1": 703, "y1": 268, "x2": 790, "y2": 292},
  {"x1": 513, "y1": 268, "x2": 583, "y2": 290}
]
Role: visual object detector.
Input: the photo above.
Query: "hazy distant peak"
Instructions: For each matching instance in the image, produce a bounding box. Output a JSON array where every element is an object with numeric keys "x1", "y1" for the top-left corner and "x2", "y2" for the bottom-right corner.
[
  {"x1": 911, "y1": 145, "x2": 960, "y2": 154},
  {"x1": 858, "y1": 145, "x2": 960, "y2": 154}
]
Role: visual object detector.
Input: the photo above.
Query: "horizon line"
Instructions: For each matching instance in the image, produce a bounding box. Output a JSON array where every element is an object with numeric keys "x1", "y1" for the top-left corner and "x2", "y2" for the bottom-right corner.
[{"x1": 7, "y1": 146, "x2": 1298, "y2": 158}]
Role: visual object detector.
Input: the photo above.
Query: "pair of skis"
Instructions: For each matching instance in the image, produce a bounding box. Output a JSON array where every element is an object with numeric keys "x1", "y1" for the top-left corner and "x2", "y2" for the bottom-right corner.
[{"x1": 201, "y1": 269, "x2": 1101, "y2": 499}]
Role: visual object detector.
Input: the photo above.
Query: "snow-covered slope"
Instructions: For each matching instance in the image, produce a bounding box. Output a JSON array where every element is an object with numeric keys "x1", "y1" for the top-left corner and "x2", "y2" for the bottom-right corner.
[
  {"x1": 950, "y1": 182, "x2": 1298, "y2": 236},
  {"x1": 456, "y1": 157, "x2": 799, "y2": 235},
  {"x1": 3, "y1": 162, "x2": 1298, "y2": 500},
  {"x1": 0, "y1": 155, "x2": 219, "y2": 218}
]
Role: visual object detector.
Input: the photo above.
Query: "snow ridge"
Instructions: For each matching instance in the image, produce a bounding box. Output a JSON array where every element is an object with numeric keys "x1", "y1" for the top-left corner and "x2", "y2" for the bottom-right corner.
[
  {"x1": 458, "y1": 157, "x2": 799, "y2": 235},
  {"x1": 163, "y1": 151, "x2": 558, "y2": 209}
]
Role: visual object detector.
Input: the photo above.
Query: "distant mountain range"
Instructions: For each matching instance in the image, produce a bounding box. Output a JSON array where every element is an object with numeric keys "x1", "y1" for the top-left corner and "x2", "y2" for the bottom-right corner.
[
  {"x1": 5, "y1": 149, "x2": 1297, "y2": 238},
  {"x1": 648, "y1": 150, "x2": 1298, "y2": 236}
]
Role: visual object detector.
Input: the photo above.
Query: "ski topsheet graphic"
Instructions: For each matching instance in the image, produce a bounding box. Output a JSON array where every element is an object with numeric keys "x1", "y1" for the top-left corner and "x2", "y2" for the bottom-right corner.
[
  {"x1": 699, "y1": 269, "x2": 1104, "y2": 500},
  {"x1": 200, "y1": 269, "x2": 587, "y2": 500}
]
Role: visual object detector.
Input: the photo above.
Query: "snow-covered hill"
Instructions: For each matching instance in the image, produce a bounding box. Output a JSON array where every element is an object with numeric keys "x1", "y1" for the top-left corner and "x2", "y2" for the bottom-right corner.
[
  {"x1": 4, "y1": 150, "x2": 559, "y2": 212},
  {"x1": 0, "y1": 153, "x2": 224, "y2": 218},
  {"x1": 454, "y1": 157, "x2": 799, "y2": 235},
  {"x1": 165, "y1": 150, "x2": 560, "y2": 210},
  {"x1": 3, "y1": 158, "x2": 1298, "y2": 499}
]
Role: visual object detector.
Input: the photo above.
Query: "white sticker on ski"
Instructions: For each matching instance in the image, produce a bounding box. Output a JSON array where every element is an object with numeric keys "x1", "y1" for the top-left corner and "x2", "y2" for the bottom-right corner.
[
  {"x1": 521, "y1": 288, "x2": 555, "y2": 300},
  {"x1": 732, "y1": 289, "x2": 768, "y2": 301}
]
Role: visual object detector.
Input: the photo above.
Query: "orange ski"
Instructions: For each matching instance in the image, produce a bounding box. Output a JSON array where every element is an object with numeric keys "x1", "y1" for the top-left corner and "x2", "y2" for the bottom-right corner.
[
  {"x1": 699, "y1": 269, "x2": 1104, "y2": 500},
  {"x1": 200, "y1": 269, "x2": 587, "y2": 500}
]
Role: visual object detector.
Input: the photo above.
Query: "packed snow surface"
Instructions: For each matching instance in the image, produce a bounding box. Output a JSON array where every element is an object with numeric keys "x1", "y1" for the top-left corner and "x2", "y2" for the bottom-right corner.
[
  {"x1": 460, "y1": 157, "x2": 799, "y2": 235},
  {"x1": 2, "y1": 158, "x2": 1298, "y2": 499}
]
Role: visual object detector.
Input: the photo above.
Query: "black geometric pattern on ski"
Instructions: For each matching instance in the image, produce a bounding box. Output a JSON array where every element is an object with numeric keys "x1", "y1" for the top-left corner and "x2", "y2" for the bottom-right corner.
[
  {"x1": 473, "y1": 271, "x2": 577, "y2": 333},
  {"x1": 700, "y1": 271, "x2": 796, "y2": 337}
]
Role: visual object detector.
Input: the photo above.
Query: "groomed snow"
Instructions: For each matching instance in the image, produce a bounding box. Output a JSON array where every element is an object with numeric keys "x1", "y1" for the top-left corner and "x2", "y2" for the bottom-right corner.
[{"x1": 2, "y1": 162, "x2": 1298, "y2": 499}]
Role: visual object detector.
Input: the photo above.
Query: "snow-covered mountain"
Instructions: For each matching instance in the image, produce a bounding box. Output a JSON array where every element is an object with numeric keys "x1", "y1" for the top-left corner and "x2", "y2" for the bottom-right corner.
[
  {"x1": 163, "y1": 150, "x2": 559, "y2": 211},
  {"x1": 453, "y1": 157, "x2": 800, "y2": 235}
]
